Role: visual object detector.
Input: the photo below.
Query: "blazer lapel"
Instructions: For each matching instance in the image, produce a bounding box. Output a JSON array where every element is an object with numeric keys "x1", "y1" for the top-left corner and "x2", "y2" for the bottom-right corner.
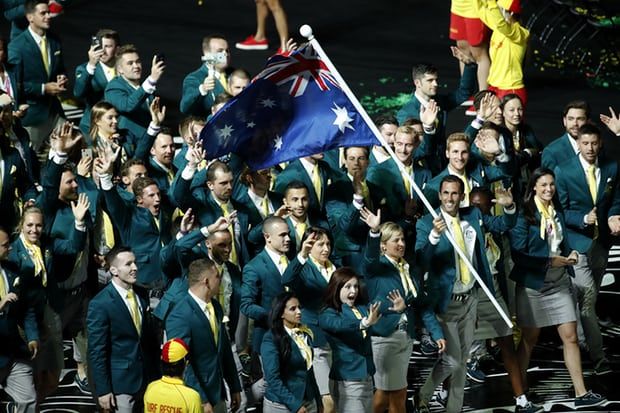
[
  {"x1": 108, "y1": 284, "x2": 140, "y2": 336},
  {"x1": 25, "y1": 32, "x2": 48, "y2": 78}
]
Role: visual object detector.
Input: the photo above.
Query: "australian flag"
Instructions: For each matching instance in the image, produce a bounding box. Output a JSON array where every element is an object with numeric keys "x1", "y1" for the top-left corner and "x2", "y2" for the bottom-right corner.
[{"x1": 199, "y1": 43, "x2": 380, "y2": 170}]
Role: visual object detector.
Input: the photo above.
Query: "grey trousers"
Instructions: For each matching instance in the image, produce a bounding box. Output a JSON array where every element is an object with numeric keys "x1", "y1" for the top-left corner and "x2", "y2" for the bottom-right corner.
[
  {"x1": 572, "y1": 241, "x2": 608, "y2": 364},
  {"x1": 419, "y1": 293, "x2": 478, "y2": 413},
  {"x1": 263, "y1": 398, "x2": 317, "y2": 413},
  {"x1": 0, "y1": 360, "x2": 36, "y2": 413}
]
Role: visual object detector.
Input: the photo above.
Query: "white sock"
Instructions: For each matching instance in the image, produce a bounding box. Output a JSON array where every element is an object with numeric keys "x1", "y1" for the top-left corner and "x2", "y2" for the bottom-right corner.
[
  {"x1": 515, "y1": 394, "x2": 528, "y2": 407},
  {"x1": 439, "y1": 388, "x2": 448, "y2": 400}
]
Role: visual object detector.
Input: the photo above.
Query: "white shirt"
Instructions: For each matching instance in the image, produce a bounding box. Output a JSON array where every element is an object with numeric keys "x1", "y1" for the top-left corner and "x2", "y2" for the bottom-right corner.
[
  {"x1": 578, "y1": 155, "x2": 600, "y2": 189},
  {"x1": 265, "y1": 246, "x2": 307, "y2": 275},
  {"x1": 111, "y1": 279, "x2": 143, "y2": 322},
  {"x1": 447, "y1": 165, "x2": 475, "y2": 207},
  {"x1": 188, "y1": 290, "x2": 216, "y2": 325},
  {"x1": 299, "y1": 157, "x2": 317, "y2": 184},
  {"x1": 247, "y1": 188, "x2": 273, "y2": 218},
  {"x1": 566, "y1": 134, "x2": 579, "y2": 155},
  {"x1": 28, "y1": 27, "x2": 51, "y2": 94}
]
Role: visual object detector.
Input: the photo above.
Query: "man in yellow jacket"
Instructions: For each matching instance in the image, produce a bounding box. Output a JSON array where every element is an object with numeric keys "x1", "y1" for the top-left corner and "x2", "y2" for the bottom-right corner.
[{"x1": 143, "y1": 338, "x2": 202, "y2": 413}]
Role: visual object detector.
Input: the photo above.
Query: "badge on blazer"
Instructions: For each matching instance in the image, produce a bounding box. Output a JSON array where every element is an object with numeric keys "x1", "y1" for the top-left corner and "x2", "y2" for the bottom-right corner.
[{"x1": 464, "y1": 227, "x2": 476, "y2": 242}]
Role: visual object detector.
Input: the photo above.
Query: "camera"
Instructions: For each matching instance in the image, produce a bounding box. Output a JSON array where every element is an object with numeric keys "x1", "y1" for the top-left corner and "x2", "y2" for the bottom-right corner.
[
  {"x1": 202, "y1": 51, "x2": 227, "y2": 66},
  {"x1": 155, "y1": 54, "x2": 166, "y2": 64},
  {"x1": 91, "y1": 35, "x2": 102, "y2": 50}
]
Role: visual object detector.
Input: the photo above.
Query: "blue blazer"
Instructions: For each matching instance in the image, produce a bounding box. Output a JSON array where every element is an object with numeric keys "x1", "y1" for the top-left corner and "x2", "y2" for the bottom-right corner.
[
  {"x1": 104, "y1": 75, "x2": 153, "y2": 137},
  {"x1": 509, "y1": 211, "x2": 575, "y2": 290},
  {"x1": 87, "y1": 282, "x2": 156, "y2": 397},
  {"x1": 282, "y1": 259, "x2": 330, "y2": 347},
  {"x1": 73, "y1": 61, "x2": 112, "y2": 136},
  {"x1": 240, "y1": 249, "x2": 304, "y2": 349},
  {"x1": 541, "y1": 133, "x2": 577, "y2": 171},
  {"x1": 0, "y1": 266, "x2": 39, "y2": 369},
  {"x1": 318, "y1": 305, "x2": 375, "y2": 381},
  {"x1": 180, "y1": 64, "x2": 227, "y2": 118},
  {"x1": 7, "y1": 29, "x2": 66, "y2": 126},
  {"x1": 555, "y1": 155, "x2": 620, "y2": 252},
  {"x1": 363, "y1": 234, "x2": 443, "y2": 340},
  {"x1": 101, "y1": 185, "x2": 171, "y2": 286},
  {"x1": 415, "y1": 207, "x2": 516, "y2": 313},
  {"x1": 261, "y1": 330, "x2": 321, "y2": 413},
  {"x1": 165, "y1": 293, "x2": 241, "y2": 405}
]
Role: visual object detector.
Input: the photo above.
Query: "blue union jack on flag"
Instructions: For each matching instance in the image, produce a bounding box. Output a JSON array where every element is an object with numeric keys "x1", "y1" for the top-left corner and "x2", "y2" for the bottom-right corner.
[{"x1": 199, "y1": 43, "x2": 379, "y2": 170}]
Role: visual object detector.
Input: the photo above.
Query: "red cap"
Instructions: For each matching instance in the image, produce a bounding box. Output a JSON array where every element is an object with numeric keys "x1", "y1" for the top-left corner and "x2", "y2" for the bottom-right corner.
[{"x1": 161, "y1": 338, "x2": 189, "y2": 363}]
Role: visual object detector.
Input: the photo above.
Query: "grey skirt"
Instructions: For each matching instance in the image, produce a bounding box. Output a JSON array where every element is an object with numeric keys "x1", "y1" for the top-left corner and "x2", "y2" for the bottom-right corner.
[
  {"x1": 329, "y1": 377, "x2": 373, "y2": 413},
  {"x1": 371, "y1": 330, "x2": 414, "y2": 391},
  {"x1": 312, "y1": 346, "x2": 332, "y2": 396},
  {"x1": 516, "y1": 267, "x2": 577, "y2": 328}
]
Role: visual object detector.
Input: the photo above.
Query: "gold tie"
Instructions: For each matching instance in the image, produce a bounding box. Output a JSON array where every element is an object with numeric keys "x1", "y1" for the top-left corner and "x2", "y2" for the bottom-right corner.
[
  {"x1": 397, "y1": 260, "x2": 417, "y2": 297},
  {"x1": 402, "y1": 166, "x2": 412, "y2": 197},
  {"x1": 108, "y1": 65, "x2": 116, "y2": 78},
  {"x1": 458, "y1": 174, "x2": 471, "y2": 203},
  {"x1": 0, "y1": 270, "x2": 7, "y2": 298},
  {"x1": 291, "y1": 328, "x2": 313, "y2": 369},
  {"x1": 279, "y1": 255, "x2": 289, "y2": 272},
  {"x1": 102, "y1": 211, "x2": 115, "y2": 250},
  {"x1": 492, "y1": 181, "x2": 503, "y2": 216},
  {"x1": 587, "y1": 165, "x2": 598, "y2": 203},
  {"x1": 351, "y1": 306, "x2": 367, "y2": 338},
  {"x1": 21, "y1": 235, "x2": 47, "y2": 287},
  {"x1": 40, "y1": 36, "x2": 50, "y2": 75},
  {"x1": 261, "y1": 196, "x2": 270, "y2": 218},
  {"x1": 220, "y1": 203, "x2": 238, "y2": 265},
  {"x1": 167, "y1": 169, "x2": 174, "y2": 185},
  {"x1": 360, "y1": 180, "x2": 371, "y2": 206},
  {"x1": 126, "y1": 289, "x2": 141, "y2": 335},
  {"x1": 205, "y1": 302, "x2": 219, "y2": 344},
  {"x1": 218, "y1": 72, "x2": 229, "y2": 94},
  {"x1": 451, "y1": 216, "x2": 471, "y2": 284},
  {"x1": 311, "y1": 163, "x2": 322, "y2": 204},
  {"x1": 534, "y1": 197, "x2": 558, "y2": 240},
  {"x1": 295, "y1": 222, "x2": 307, "y2": 245},
  {"x1": 485, "y1": 233, "x2": 501, "y2": 272}
]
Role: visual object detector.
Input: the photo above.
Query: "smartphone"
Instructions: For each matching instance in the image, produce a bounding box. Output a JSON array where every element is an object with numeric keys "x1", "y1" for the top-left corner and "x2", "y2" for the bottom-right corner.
[
  {"x1": 91, "y1": 36, "x2": 102, "y2": 50},
  {"x1": 155, "y1": 53, "x2": 166, "y2": 64},
  {"x1": 81, "y1": 148, "x2": 93, "y2": 159}
]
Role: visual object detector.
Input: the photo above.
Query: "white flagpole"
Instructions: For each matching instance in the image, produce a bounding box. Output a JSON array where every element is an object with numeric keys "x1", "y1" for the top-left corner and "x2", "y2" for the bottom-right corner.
[{"x1": 300, "y1": 24, "x2": 512, "y2": 328}]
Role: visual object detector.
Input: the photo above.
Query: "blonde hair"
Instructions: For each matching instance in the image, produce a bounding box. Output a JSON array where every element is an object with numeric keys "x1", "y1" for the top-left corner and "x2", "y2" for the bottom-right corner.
[
  {"x1": 446, "y1": 132, "x2": 470, "y2": 150},
  {"x1": 89, "y1": 101, "x2": 116, "y2": 143},
  {"x1": 380, "y1": 221, "x2": 404, "y2": 246}
]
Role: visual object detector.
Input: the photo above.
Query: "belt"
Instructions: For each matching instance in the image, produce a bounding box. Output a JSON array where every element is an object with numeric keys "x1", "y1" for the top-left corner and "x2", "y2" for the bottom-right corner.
[{"x1": 451, "y1": 292, "x2": 471, "y2": 302}]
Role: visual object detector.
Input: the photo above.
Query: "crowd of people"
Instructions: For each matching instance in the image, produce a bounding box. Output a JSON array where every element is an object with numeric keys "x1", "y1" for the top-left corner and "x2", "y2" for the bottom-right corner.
[{"x1": 1, "y1": 0, "x2": 620, "y2": 413}]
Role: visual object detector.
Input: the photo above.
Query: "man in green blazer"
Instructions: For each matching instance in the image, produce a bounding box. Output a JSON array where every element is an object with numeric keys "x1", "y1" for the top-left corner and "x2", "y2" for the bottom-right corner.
[
  {"x1": 8, "y1": 0, "x2": 67, "y2": 151},
  {"x1": 541, "y1": 100, "x2": 589, "y2": 170}
]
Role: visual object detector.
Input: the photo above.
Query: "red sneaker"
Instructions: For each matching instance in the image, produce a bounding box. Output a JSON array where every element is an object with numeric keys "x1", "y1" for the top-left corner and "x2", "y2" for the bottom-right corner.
[
  {"x1": 465, "y1": 105, "x2": 477, "y2": 116},
  {"x1": 235, "y1": 35, "x2": 269, "y2": 50},
  {"x1": 461, "y1": 95, "x2": 474, "y2": 107},
  {"x1": 48, "y1": 0, "x2": 63, "y2": 17}
]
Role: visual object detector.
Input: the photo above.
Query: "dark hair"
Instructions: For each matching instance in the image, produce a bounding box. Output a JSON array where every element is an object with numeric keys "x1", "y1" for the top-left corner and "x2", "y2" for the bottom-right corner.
[
  {"x1": 105, "y1": 245, "x2": 133, "y2": 268},
  {"x1": 300, "y1": 226, "x2": 331, "y2": 249},
  {"x1": 402, "y1": 118, "x2": 423, "y2": 128},
  {"x1": 411, "y1": 63, "x2": 438, "y2": 82},
  {"x1": 439, "y1": 174, "x2": 464, "y2": 194},
  {"x1": 206, "y1": 161, "x2": 232, "y2": 183},
  {"x1": 24, "y1": 0, "x2": 47, "y2": 14},
  {"x1": 157, "y1": 127, "x2": 173, "y2": 138},
  {"x1": 269, "y1": 292, "x2": 298, "y2": 366},
  {"x1": 473, "y1": 89, "x2": 497, "y2": 111},
  {"x1": 479, "y1": 121, "x2": 502, "y2": 135},
  {"x1": 132, "y1": 176, "x2": 157, "y2": 198},
  {"x1": 178, "y1": 116, "x2": 204, "y2": 137},
  {"x1": 500, "y1": 93, "x2": 523, "y2": 111},
  {"x1": 120, "y1": 158, "x2": 146, "y2": 178},
  {"x1": 374, "y1": 114, "x2": 398, "y2": 128},
  {"x1": 202, "y1": 34, "x2": 227, "y2": 53},
  {"x1": 229, "y1": 68, "x2": 250, "y2": 81},
  {"x1": 284, "y1": 180, "x2": 309, "y2": 197},
  {"x1": 323, "y1": 267, "x2": 364, "y2": 311},
  {"x1": 343, "y1": 146, "x2": 370, "y2": 159},
  {"x1": 161, "y1": 359, "x2": 186, "y2": 377},
  {"x1": 214, "y1": 93, "x2": 232, "y2": 106},
  {"x1": 115, "y1": 44, "x2": 139, "y2": 60},
  {"x1": 523, "y1": 167, "x2": 555, "y2": 225},
  {"x1": 95, "y1": 29, "x2": 120, "y2": 45},
  {"x1": 578, "y1": 123, "x2": 601, "y2": 139},
  {"x1": 262, "y1": 215, "x2": 287, "y2": 236},
  {"x1": 562, "y1": 100, "x2": 590, "y2": 119}
]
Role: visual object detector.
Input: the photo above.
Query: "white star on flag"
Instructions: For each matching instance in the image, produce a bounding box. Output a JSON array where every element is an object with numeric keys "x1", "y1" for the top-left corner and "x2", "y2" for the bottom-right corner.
[
  {"x1": 331, "y1": 103, "x2": 355, "y2": 133},
  {"x1": 273, "y1": 135, "x2": 283, "y2": 150},
  {"x1": 260, "y1": 98, "x2": 276, "y2": 108},
  {"x1": 246, "y1": 121, "x2": 256, "y2": 128},
  {"x1": 218, "y1": 124, "x2": 234, "y2": 140}
]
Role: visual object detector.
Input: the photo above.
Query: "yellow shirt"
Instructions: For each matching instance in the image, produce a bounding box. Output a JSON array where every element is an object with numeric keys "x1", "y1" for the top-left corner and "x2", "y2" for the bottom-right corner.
[
  {"x1": 477, "y1": 0, "x2": 529, "y2": 89},
  {"x1": 144, "y1": 376, "x2": 202, "y2": 413},
  {"x1": 451, "y1": 0, "x2": 479, "y2": 19}
]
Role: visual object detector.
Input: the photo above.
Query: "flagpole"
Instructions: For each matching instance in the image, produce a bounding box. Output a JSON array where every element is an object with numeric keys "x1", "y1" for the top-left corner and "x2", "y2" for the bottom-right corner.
[{"x1": 300, "y1": 24, "x2": 512, "y2": 328}]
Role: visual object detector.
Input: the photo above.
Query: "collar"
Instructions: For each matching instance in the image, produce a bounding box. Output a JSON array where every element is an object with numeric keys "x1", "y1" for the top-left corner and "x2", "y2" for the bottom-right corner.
[
  {"x1": 299, "y1": 157, "x2": 317, "y2": 177},
  {"x1": 578, "y1": 154, "x2": 598, "y2": 171},
  {"x1": 111, "y1": 278, "x2": 133, "y2": 299},
  {"x1": 247, "y1": 187, "x2": 268, "y2": 205},
  {"x1": 414, "y1": 91, "x2": 430, "y2": 108},
  {"x1": 566, "y1": 133, "x2": 579, "y2": 154},
  {"x1": 160, "y1": 376, "x2": 185, "y2": 385},
  {"x1": 264, "y1": 246, "x2": 286, "y2": 268},
  {"x1": 151, "y1": 157, "x2": 174, "y2": 174},
  {"x1": 447, "y1": 165, "x2": 467, "y2": 179},
  {"x1": 28, "y1": 27, "x2": 46, "y2": 44},
  {"x1": 439, "y1": 208, "x2": 461, "y2": 224},
  {"x1": 188, "y1": 289, "x2": 209, "y2": 310}
]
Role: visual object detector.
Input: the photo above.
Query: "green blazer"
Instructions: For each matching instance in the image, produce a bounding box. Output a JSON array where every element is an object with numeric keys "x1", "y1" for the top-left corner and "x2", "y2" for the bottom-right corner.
[
  {"x1": 541, "y1": 133, "x2": 577, "y2": 171},
  {"x1": 555, "y1": 155, "x2": 620, "y2": 252},
  {"x1": 0, "y1": 145, "x2": 37, "y2": 231},
  {"x1": 179, "y1": 64, "x2": 227, "y2": 118},
  {"x1": 104, "y1": 75, "x2": 153, "y2": 138},
  {"x1": 73, "y1": 61, "x2": 113, "y2": 136},
  {"x1": 7, "y1": 29, "x2": 65, "y2": 126}
]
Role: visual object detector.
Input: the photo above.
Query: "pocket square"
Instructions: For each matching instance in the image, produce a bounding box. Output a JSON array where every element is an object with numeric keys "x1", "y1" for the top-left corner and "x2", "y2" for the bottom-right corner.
[
  {"x1": 54, "y1": 51, "x2": 61, "y2": 56},
  {"x1": 10, "y1": 165, "x2": 16, "y2": 174}
]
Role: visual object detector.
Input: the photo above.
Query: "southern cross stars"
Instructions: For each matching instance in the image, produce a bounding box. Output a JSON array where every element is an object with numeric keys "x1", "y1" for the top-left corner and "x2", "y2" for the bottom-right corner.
[
  {"x1": 331, "y1": 103, "x2": 355, "y2": 133},
  {"x1": 260, "y1": 98, "x2": 276, "y2": 108},
  {"x1": 217, "y1": 124, "x2": 234, "y2": 140},
  {"x1": 273, "y1": 135, "x2": 283, "y2": 150}
]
